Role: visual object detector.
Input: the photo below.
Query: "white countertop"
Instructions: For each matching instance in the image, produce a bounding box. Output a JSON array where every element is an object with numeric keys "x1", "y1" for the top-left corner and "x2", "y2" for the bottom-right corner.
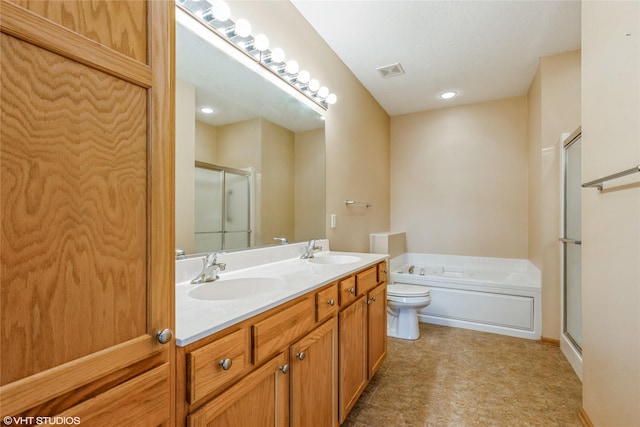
[{"x1": 175, "y1": 244, "x2": 387, "y2": 347}]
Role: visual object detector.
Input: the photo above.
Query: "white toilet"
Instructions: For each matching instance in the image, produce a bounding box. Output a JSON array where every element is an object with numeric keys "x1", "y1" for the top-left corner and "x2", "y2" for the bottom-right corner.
[{"x1": 387, "y1": 284, "x2": 431, "y2": 340}]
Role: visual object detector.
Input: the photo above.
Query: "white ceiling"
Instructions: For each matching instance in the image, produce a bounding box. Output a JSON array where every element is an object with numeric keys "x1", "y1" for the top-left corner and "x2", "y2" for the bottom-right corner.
[{"x1": 291, "y1": 0, "x2": 581, "y2": 116}]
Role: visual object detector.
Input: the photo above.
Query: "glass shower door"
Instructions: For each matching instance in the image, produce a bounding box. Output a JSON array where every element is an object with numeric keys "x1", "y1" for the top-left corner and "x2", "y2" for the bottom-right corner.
[
  {"x1": 194, "y1": 164, "x2": 252, "y2": 252},
  {"x1": 562, "y1": 134, "x2": 582, "y2": 353}
]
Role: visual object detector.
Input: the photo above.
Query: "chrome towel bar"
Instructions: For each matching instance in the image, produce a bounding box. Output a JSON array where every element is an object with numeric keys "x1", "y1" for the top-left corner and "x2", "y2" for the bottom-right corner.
[
  {"x1": 345, "y1": 200, "x2": 372, "y2": 207},
  {"x1": 582, "y1": 164, "x2": 640, "y2": 191}
]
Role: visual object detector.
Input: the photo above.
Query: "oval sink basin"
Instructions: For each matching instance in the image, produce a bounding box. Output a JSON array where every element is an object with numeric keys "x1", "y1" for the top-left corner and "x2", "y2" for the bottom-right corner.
[
  {"x1": 307, "y1": 255, "x2": 361, "y2": 265},
  {"x1": 189, "y1": 277, "x2": 283, "y2": 301}
]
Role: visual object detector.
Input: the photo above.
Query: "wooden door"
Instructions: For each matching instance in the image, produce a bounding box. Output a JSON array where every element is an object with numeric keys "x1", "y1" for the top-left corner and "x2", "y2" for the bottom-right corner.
[
  {"x1": 338, "y1": 297, "x2": 368, "y2": 423},
  {"x1": 290, "y1": 318, "x2": 338, "y2": 427},
  {"x1": 0, "y1": 0, "x2": 174, "y2": 422},
  {"x1": 187, "y1": 353, "x2": 289, "y2": 427},
  {"x1": 367, "y1": 284, "x2": 387, "y2": 378}
]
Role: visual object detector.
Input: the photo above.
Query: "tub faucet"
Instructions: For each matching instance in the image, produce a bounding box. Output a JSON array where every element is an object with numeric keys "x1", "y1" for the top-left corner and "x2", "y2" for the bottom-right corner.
[
  {"x1": 191, "y1": 252, "x2": 226, "y2": 284},
  {"x1": 300, "y1": 239, "x2": 322, "y2": 259}
]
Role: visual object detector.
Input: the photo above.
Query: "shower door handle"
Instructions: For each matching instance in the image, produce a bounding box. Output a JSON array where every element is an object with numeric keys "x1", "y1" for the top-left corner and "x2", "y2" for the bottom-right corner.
[{"x1": 559, "y1": 238, "x2": 582, "y2": 245}]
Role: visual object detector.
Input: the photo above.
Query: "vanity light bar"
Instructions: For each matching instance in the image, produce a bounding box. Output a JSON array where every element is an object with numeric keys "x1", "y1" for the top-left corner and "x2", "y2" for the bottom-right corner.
[{"x1": 177, "y1": 0, "x2": 337, "y2": 109}]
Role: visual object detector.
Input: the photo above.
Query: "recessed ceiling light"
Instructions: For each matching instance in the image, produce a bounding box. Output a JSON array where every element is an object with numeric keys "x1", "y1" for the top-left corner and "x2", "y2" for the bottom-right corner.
[
  {"x1": 439, "y1": 91, "x2": 458, "y2": 100},
  {"x1": 199, "y1": 106, "x2": 216, "y2": 114}
]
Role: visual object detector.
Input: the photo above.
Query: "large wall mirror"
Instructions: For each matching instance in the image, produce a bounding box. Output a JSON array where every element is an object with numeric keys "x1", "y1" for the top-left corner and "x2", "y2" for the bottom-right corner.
[{"x1": 175, "y1": 6, "x2": 326, "y2": 255}]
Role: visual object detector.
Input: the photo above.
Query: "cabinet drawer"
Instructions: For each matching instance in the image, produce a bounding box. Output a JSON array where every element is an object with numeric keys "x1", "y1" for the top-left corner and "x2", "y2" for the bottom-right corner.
[
  {"x1": 316, "y1": 283, "x2": 339, "y2": 322},
  {"x1": 188, "y1": 328, "x2": 250, "y2": 404},
  {"x1": 252, "y1": 297, "x2": 315, "y2": 364},
  {"x1": 356, "y1": 266, "x2": 378, "y2": 296},
  {"x1": 377, "y1": 261, "x2": 387, "y2": 283},
  {"x1": 339, "y1": 276, "x2": 357, "y2": 307}
]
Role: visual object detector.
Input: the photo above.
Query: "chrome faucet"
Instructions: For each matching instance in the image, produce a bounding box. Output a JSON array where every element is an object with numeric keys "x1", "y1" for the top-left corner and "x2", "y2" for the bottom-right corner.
[
  {"x1": 273, "y1": 237, "x2": 288, "y2": 245},
  {"x1": 191, "y1": 252, "x2": 226, "y2": 284},
  {"x1": 300, "y1": 239, "x2": 322, "y2": 259}
]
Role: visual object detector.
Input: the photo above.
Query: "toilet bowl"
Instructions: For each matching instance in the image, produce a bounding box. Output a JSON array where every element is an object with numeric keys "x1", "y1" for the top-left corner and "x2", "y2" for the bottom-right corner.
[{"x1": 387, "y1": 284, "x2": 431, "y2": 340}]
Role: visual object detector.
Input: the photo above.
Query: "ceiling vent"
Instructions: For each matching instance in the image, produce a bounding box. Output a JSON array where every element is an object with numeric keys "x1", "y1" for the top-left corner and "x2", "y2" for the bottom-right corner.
[{"x1": 376, "y1": 62, "x2": 405, "y2": 78}]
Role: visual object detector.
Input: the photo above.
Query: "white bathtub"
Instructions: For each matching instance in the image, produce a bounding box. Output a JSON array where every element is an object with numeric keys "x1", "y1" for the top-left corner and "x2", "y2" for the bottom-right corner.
[{"x1": 389, "y1": 253, "x2": 541, "y2": 340}]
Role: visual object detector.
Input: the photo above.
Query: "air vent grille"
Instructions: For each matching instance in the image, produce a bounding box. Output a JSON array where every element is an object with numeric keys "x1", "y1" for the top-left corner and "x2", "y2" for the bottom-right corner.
[{"x1": 376, "y1": 62, "x2": 405, "y2": 78}]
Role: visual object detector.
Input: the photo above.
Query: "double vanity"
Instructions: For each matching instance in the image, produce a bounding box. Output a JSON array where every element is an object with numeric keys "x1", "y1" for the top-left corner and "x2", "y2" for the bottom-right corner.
[{"x1": 175, "y1": 240, "x2": 388, "y2": 426}]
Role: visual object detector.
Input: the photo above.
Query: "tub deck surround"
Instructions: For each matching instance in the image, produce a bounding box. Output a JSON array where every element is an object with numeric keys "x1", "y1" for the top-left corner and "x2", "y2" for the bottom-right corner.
[
  {"x1": 175, "y1": 240, "x2": 387, "y2": 346},
  {"x1": 389, "y1": 253, "x2": 542, "y2": 340}
]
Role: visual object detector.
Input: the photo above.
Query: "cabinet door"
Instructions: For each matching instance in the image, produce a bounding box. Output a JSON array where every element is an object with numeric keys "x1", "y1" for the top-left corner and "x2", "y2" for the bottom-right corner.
[
  {"x1": 338, "y1": 297, "x2": 368, "y2": 424},
  {"x1": 188, "y1": 353, "x2": 289, "y2": 427},
  {"x1": 368, "y1": 284, "x2": 387, "y2": 378},
  {"x1": 0, "y1": 0, "x2": 173, "y2": 420},
  {"x1": 290, "y1": 318, "x2": 338, "y2": 427}
]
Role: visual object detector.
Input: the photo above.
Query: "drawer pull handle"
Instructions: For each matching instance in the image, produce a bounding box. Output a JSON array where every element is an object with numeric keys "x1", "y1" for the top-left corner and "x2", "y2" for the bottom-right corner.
[
  {"x1": 296, "y1": 351, "x2": 305, "y2": 361},
  {"x1": 371, "y1": 296, "x2": 376, "y2": 302},
  {"x1": 348, "y1": 288, "x2": 355, "y2": 295},
  {"x1": 328, "y1": 299, "x2": 335, "y2": 306},
  {"x1": 219, "y1": 358, "x2": 233, "y2": 370},
  {"x1": 280, "y1": 364, "x2": 289, "y2": 374}
]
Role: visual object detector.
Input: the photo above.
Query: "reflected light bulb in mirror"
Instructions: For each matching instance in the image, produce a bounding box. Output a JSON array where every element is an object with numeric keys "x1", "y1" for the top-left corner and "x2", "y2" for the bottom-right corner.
[
  {"x1": 207, "y1": 0, "x2": 230, "y2": 21},
  {"x1": 326, "y1": 93, "x2": 338, "y2": 105},
  {"x1": 308, "y1": 79, "x2": 320, "y2": 92},
  {"x1": 234, "y1": 19, "x2": 252, "y2": 38},
  {"x1": 317, "y1": 86, "x2": 329, "y2": 99},
  {"x1": 285, "y1": 60, "x2": 299, "y2": 75},
  {"x1": 271, "y1": 47, "x2": 285, "y2": 63},
  {"x1": 298, "y1": 70, "x2": 310, "y2": 84},
  {"x1": 254, "y1": 34, "x2": 269, "y2": 51}
]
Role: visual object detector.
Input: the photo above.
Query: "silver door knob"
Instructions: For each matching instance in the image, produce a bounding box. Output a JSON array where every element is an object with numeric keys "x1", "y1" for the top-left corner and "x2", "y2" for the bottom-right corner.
[
  {"x1": 296, "y1": 351, "x2": 305, "y2": 361},
  {"x1": 219, "y1": 358, "x2": 233, "y2": 370},
  {"x1": 348, "y1": 288, "x2": 355, "y2": 294},
  {"x1": 328, "y1": 299, "x2": 335, "y2": 306},
  {"x1": 371, "y1": 296, "x2": 376, "y2": 302},
  {"x1": 156, "y1": 328, "x2": 173, "y2": 344},
  {"x1": 280, "y1": 364, "x2": 289, "y2": 374}
]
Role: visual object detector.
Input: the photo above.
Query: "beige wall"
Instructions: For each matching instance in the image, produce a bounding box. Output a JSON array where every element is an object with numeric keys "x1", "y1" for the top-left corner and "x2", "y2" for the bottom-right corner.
[
  {"x1": 175, "y1": 79, "x2": 196, "y2": 254},
  {"x1": 581, "y1": 1, "x2": 640, "y2": 425},
  {"x1": 527, "y1": 50, "x2": 581, "y2": 340},
  {"x1": 261, "y1": 119, "x2": 295, "y2": 245},
  {"x1": 295, "y1": 128, "x2": 326, "y2": 241},
  {"x1": 228, "y1": 1, "x2": 390, "y2": 252},
  {"x1": 195, "y1": 120, "x2": 217, "y2": 165},
  {"x1": 390, "y1": 96, "x2": 528, "y2": 258}
]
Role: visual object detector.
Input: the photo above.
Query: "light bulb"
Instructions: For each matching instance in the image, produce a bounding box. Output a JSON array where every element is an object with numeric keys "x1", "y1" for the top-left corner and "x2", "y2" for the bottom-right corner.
[
  {"x1": 308, "y1": 79, "x2": 320, "y2": 92},
  {"x1": 234, "y1": 19, "x2": 252, "y2": 38},
  {"x1": 254, "y1": 34, "x2": 269, "y2": 51},
  {"x1": 318, "y1": 86, "x2": 329, "y2": 99},
  {"x1": 199, "y1": 106, "x2": 215, "y2": 114},
  {"x1": 285, "y1": 60, "x2": 299, "y2": 75},
  {"x1": 298, "y1": 70, "x2": 310, "y2": 84},
  {"x1": 270, "y1": 47, "x2": 285, "y2": 63},
  {"x1": 326, "y1": 93, "x2": 338, "y2": 105},
  {"x1": 206, "y1": 0, "x2": 230, "y2": 22}
]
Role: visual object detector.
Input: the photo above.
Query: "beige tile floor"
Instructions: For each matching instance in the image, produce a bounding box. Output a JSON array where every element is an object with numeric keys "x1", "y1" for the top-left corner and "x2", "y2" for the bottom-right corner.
[{"x1": 342, "y1": 323, "x2": 583, "y2": 427}]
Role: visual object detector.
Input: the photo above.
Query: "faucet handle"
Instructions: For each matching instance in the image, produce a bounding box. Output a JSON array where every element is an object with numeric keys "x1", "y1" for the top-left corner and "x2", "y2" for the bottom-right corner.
[{"x1": 274, "y1": 237, "x2": 288, "y2": 245}]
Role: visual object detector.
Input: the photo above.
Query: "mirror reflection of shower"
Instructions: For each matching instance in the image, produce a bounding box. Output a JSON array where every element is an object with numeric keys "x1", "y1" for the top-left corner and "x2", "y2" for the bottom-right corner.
[{"x1": 194, "y1": 163, "x2": 252, "y2": 252}]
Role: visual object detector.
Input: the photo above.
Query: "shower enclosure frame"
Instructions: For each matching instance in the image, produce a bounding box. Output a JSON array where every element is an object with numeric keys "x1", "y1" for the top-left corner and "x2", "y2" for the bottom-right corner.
[{"x1": 194, "y1": 161, "x2": 253, "y2": 252}]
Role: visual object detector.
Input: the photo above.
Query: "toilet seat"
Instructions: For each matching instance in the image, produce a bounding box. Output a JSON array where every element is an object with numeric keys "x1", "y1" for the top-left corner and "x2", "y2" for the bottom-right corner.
[{"x1": 387, "y1": 284, "x2": 430, "y2": 297}]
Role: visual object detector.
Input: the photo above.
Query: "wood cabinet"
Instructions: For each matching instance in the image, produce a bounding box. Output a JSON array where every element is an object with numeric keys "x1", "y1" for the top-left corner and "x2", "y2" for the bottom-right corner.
[
  {"x1": 290, "y1": 318, "x2": 338, "y2": 427},
  {"x1": 177, "y1": 263, "x2": 385, "y2": 427},
  {"x1": 0, "y1": 1, "x2": 174, "y2": 424},
  {"x1": 338, "y1": 263, "x2": 388, "y2": 423},
  {"x1": 338, "y1": 296, "x2": 369, "y2": 422},
  {"x1": 187, "y1": 352, "x2": 289, "y2": 427}
]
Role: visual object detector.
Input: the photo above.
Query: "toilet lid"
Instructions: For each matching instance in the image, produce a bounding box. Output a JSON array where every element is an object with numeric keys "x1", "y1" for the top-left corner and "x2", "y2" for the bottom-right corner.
[{"x1": 387, "y1": 284, "x2": 430, "y2": 297}]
